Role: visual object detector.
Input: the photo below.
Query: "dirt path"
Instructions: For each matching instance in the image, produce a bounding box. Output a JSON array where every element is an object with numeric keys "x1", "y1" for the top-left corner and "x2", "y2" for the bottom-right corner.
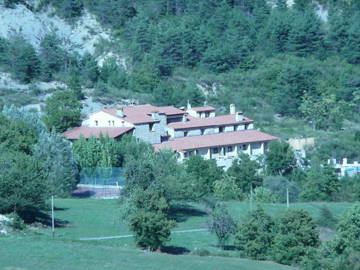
[{"x1": 79, "y1": 228, "x2": 209, "y2": 241}]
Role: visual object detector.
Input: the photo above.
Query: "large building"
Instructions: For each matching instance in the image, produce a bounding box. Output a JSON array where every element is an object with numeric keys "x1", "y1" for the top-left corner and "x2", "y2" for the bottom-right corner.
[{"x1": 62, "y1": 103, "x2": 278, "y2": 168}]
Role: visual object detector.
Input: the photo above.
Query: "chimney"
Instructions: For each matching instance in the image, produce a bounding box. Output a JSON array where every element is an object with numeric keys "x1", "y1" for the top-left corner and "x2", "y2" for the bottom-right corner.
[
  {"x1": 116, "y1": 108, "x2": 124, "y2": 118},
  {"x1": 182, "y1": 114, "x2": 187, "y2": 122},
  {"x1": 236, "y1": 111, "x2": 243, "y2": 122},
  {"x1": 230, "y1": 104, "x2": 236, "y2": 115},
  {"x1": 151, "y1": 110, "x2": 159, "y2": 120}
]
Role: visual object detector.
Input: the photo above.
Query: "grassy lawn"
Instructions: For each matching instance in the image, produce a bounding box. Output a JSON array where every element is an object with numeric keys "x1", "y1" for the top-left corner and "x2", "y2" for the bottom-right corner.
[
  {"x1": 1, "y1": 198, "x2": 354, "y2": 270},
  {"x1": 0, "y1": 236, "x2": 294, "y2": 270}
]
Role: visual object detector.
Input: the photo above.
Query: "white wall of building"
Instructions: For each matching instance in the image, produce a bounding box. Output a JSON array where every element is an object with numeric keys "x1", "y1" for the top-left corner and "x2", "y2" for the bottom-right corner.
[{"x1": 86, "y1": 111, "x2": 134, "y2": 128}]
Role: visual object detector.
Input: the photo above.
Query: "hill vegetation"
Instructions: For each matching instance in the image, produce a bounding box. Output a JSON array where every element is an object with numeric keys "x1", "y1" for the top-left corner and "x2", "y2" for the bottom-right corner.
[{"x1": 1, "y1": 0, "x2": 360, "y2": 160}]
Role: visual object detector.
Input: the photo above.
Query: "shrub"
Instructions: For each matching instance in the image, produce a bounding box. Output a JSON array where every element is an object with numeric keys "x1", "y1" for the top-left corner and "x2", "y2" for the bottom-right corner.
[
  {"x1": 250, "y1": 187, "x2": 277, "y2": 203},
  {"x1": 213, "y1": 175, "x2": 243, "y2": 200},
  {"x1": 235, "y1": 207, "x2": 275, "y2": 260},
  {"x1": 191, "y1": 248, "x2": 211, "y2": 257},
  {"x1": 7, "y1": 213, "x2": 26, "y2": 230},
  {"x1": 271, "y1": 209, "x2": 319, "y2": 265}
]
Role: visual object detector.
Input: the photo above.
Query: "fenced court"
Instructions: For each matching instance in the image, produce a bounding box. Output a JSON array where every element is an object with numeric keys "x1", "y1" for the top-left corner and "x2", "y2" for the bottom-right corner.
[{"x1": 73, "y1": 167, "x2": 125, "y2": 199}]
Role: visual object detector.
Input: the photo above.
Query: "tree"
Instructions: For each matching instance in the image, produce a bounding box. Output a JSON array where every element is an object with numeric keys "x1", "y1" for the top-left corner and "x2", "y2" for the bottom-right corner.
[
  {"x1": 0, "y1": 114, "x2": 37, "y2": 155},
  {"x1": 0, "y1": 151, "x2": 48, "y2": 216},
  {"x1": 343, "y1": 12, "x2": 360, "y2": 64},
  {"x1": 332, "y1": 204, "x2": 360, "y2": 254},
  {"x1": 300, "y1": 92, "x2": 345, "y2": 130},
  {"x1": 326, "y1": 11, "x2": 350, "y2": 54},
  {"x1": 202, "y1": 44, "x2": 240, "y2": 73},
  {"x1": 127, "y1": 188, "x2": 175, "y2": 251},
  {"x1": 235, "y1": 207, "x2": 275, "y2": 260},
  {"x1": 123, "y1": 152, "x2": 156, "y2": 195},
  {"x1": 7, "y1": 35, "x2": 40, "y2": 83},
  {"x1": 73, "y1": 135, "x2": 124, "y2": 168},
  {"x1": 42, "y1": 90, "x2": 82, "y2": 132},
  {"x1": 213, "y1": 175, "x2": 242, "y2": 200},
  {"x1": 271, "y1": 60, "x2": 317, "y2": 116},
  {"x1": 263, "y1": 176, "x2": 300, "y2": 203},
  {"x1": 33, "y1": 130, "x2": 79, "y2": 197},
  {"x1": 68, "y1": 74, "x2": 84, "y2": 100},
  {"x1": 39, "y1": 34, "x2": 68, "y2": 81},
  {"x1": 286, "y1": 7, "x2": 324, "y2": 57},
  {"x1": 300, "y1": 162, "x2": 340, "y2": 202},
  {"x1": 185, "y1": 155, "x2": 223, "y2": 197},
  {"x1": 208, "y1": 204, "x2": 236, "y2": 249},
  {"x1": 293, "y1": 0, "x2": 311, "y2": 11},
  {"x1": 251, "y1": 187, "x2": 277, "y2": 203},
  {"x1": 2, "y1": 105, "x2": 47, "y2": 136},
  {"x1": 227, "y1": 153, "x2": 261, "y2": 193},
  {"x1": 272, "y1": 209, "x2": 319, "y2": 265},
  {"x1": 261, "y1": 10, "x2": 291, "y2": 53},
  {"x1": 265, "y1": 140, "x2": 296, "y2": 175}
]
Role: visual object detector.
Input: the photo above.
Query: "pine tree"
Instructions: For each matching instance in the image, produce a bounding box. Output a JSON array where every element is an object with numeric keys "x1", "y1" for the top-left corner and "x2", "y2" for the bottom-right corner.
[
  {"x1": 344, "y1": 12, "x2": 360, "y2": 64},
  {"x1": 275, "y1": 0, "x2": 287, "y2": 10},
  {"x1": 287, "y1": 8, "x2": 324, "y2": 57},
  {"x1": 39, "y1": 34, "x2": 67, "y2": 81},
  {"x1": 8, "y1": 35, "x2": 40, "y2": 83},
  {"x1": 262, "y1": 10, "x2": 291, "y2": 53}
]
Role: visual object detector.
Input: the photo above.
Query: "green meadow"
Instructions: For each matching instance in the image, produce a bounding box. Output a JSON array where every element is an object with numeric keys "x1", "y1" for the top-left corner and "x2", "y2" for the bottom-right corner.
[{"x1": 0, "y1": 198, "x2": 354, "y2": 270}]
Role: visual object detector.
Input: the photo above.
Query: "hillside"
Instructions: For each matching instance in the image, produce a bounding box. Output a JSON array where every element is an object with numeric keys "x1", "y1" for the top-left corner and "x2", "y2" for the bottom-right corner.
[{"x1": 0, "y1": 0, "x2": 360, "y2": 161}]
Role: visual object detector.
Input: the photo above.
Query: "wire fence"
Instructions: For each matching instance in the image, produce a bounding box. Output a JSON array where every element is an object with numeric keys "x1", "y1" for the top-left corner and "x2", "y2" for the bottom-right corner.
[{"x1": 73, "y1": 167, "x2": 125, "y2": 199}]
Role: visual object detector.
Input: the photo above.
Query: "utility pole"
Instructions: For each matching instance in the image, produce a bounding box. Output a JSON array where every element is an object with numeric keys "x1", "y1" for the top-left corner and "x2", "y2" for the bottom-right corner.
[
  {"x1": 286, "y1": 188, "x2": 289, "y2": 208},
  {"x1": 250, "y1": 186, "x2": 253, "y2": 211},
  {"x1": 51, "y1": 195, "x2": 55, "y2": 238}
]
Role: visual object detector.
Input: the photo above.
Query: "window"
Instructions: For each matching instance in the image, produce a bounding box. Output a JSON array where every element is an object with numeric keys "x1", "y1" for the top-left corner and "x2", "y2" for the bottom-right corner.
[
  {"x1": 201, "y1": 129, "x2": 205, "y2": 135},
  {"x1": 227, "y1": 146, "x2": 233, "y2": 152},
  {"x1": 234, "y1": 125, "x2": 238, "y2": 131},
  {"x1": 112, "y1": 120, "x2": 115, "y2": 126},
  {"x1": 219, "y1": 126, "x2": 224, "y2": 133},
  {"x1": 149, "y1": 123, "x2": 155, "y2": 132},
  {"x1": 245, "y1": 124, "x2": 248, "y2": 130},
  {"x1": 108, "y1": 120, "x2": 111, "y2": 126},
  {"x1": 212, "y1": 147, "x2": 219, "y2": 154},
  {"x1": 95, "y1": 120, "x2": 98, "y2": 126},
  {"x1": 184, "y1": 131, "x2": 188, "y2": 137},
  {"x1": 243, "y1": 144, "x2": 247, "y2": 150},
  {"x1": 205, "y1": 112, "x2": 210, "y2": 117}
]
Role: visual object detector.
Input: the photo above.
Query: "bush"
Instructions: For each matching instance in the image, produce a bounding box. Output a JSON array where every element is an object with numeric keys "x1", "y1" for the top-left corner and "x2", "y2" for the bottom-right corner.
[
  {"x1": 235, "y1": 207, "x2": 275, "y2": 260},
  {"x1": 271, "y1": 209, "x2": 319, "y2": 265},
  {"x1": 250, "y1": 187, "x2": 277, "y2": 203},
  {"x1": 191, "y1": 248, "x2": 211, "y2": 257},
  {"x1": 213, "y1": 175, "x2": 243, "y2": 200},
  {"x1": 7, "y1": 213, "x2": 26, "y2": 230}
]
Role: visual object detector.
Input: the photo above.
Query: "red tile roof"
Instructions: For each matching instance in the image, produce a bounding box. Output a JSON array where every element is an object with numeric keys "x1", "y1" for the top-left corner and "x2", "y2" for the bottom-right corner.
[
  {"x1": 168, "y1": 114, "x2": 254, "y2": 130},
  {"x1": 153, "y1": 130, "x2": 278, "y2": 152},
  {"x1": 191, "y1": 106, "x2": 215, "y2": 112},
  {"x1": 158, "y1": 106, "x2": 185, "y2": 115},
  {"x1": 102, "y1": 104, "x2": 185, "y2": 124},
  {"x1": 62, "y1": 126, "x2": 134, "y2": 140}
]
